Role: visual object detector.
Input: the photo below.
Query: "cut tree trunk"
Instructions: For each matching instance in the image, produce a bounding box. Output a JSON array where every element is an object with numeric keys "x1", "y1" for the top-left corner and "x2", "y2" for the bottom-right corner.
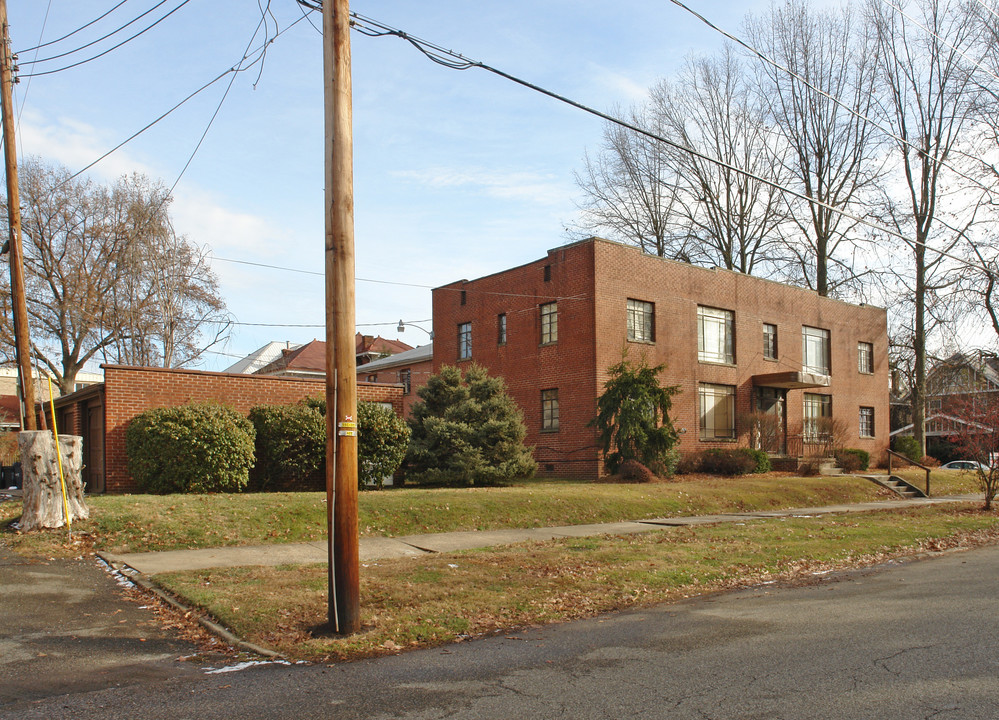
[{"x1": 18, "y1": 430, "x2": 89, "y2": 532}]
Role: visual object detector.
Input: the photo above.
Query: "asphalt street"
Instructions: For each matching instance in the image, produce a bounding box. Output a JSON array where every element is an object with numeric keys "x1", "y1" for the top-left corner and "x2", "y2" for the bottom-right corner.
[{"x1": 6, "y1": 543, "x2": 999, "y2": 720}]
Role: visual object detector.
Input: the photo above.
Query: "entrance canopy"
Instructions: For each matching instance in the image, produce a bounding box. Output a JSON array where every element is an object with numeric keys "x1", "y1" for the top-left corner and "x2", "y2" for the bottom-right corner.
[{"x1": 751, "y1": 371, "x2": 830, "y2": 390}]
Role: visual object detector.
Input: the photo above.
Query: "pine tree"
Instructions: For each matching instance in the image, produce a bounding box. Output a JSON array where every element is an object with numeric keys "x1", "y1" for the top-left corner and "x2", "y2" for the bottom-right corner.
[
  {"x1": 406, "y1": 364, "x2": 536, "y2": 485},
  {"x1": 593, "y1": 353, "x2": 681, "y2": 475}
]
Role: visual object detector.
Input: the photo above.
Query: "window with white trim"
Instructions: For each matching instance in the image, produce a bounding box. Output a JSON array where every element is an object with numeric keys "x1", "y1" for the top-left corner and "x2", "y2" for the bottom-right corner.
[
  {"x1": 802, "y1": 326, "x2": 830, "y2": 375},
  {"x1": 858, "y1": 342, "x2": 873, "y2": 374},
  {"x1": 458, "y1": 322, "x2": 472, "y2": 360},
  {"x1": 859, "y1": 406, "x2": 874, "y2": 438},
  {"x1": 697, "y1": 306, "x2": 735, "y2": 364},
  {"x1": 699, "y1": 383, "x2": 736, "y2": 440},
  {"x1": 627, "y1": 299, "x2": 655, "y2": 343}
]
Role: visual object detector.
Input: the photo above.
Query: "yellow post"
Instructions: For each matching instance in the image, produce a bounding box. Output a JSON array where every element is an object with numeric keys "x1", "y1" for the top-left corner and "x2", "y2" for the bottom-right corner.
[{"x1": 47, "y1": 378, "x2": 71, "y2": 539}]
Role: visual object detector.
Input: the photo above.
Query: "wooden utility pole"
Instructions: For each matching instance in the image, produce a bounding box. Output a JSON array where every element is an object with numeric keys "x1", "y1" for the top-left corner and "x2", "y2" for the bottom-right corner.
[
  {"x1": 0, "y1": 0, "x2": 36, "y2": 431},
  {"x1": 323, "y1": 0, "x2": 359, "y2": 634}
]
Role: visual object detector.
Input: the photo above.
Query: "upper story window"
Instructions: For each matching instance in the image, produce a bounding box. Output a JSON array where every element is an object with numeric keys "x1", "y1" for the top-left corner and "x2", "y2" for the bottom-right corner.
[
  {"x1": 763, "y1": 323, "x2": 778, "y2": 360},
  {"x1": 698, "y1": 306, "x2": 735, "y2": 364},
  {"x1": 540, "y1": 302, "x2": 558, "y2": 344},
  {"x1": 458, "y1": 322, "x2": 472, "y2": 360},
  {"x1": 802, "y1": 326, "x2": 830, "y2": 375},
  {"x1": 498, "y1": 313, "x2": 507, "y2": 345},
  {"x1": 400, "y1": 368, "x2": 411, "y2": 395},
  {"x1": 627, "y1": 299, "x2": 655, "y2": 343},
  {"x1": 858, "y1": 342, "x2": 873, "y2": 374},
  {"x1": 544, "y1": 264, "x2": 552, "y2": 282}
]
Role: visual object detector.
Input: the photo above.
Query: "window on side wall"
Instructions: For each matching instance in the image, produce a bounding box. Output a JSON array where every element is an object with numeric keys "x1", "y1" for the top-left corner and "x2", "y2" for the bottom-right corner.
[
  {"x1": 763, "y1": 323, "x2": 778, "y2": 360},
  {"x1": 697, "y1": 306, "x2": 735, "y2": 364},
  {"x1": 627, "y1": 299, "x2": 655, "y2": 343},
  {"x1": 541, "y1": 389, "x2": 559, "y2": 431},
  {"x1": 859, "y1": 406, "x2": 874, "y2": 438},
  {"x1": 802, "y1": 326, "x2": 830, "y2": 375},
  {"x1": 540, "y1": 302, "x2": 558, "y2": 345},
  {"x1": 400, "y1": 369, "x2": 411, "y2": 395},
  {"x1": 857, "y1": 342, "x2": 873, "y2": 374},
  {"x1": 498, "y1": 313, "x2": 507, "y2": 345},
  {"x1": 699, "y1": 383, "x2": 736, "y2": 440},
  {"x1": 458, "y1": 322, "x2": 472, "y2": 360}
]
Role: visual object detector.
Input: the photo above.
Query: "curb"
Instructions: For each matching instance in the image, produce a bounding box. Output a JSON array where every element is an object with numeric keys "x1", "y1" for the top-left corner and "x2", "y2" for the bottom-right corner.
[{"x1": 102, "y1": 555, "x2": 283, "y2": 660}]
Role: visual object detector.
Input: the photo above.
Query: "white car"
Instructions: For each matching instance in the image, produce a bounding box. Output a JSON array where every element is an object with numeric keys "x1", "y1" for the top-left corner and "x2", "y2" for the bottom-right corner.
[{"x1": 941, "y1": 460, "x2": 990, "y2": 472}]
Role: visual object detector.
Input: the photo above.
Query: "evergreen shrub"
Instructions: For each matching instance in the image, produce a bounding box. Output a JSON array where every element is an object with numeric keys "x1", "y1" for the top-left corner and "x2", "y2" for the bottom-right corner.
[{"x1": 126, "y1": 403, "x2": 255, "y2": 494}]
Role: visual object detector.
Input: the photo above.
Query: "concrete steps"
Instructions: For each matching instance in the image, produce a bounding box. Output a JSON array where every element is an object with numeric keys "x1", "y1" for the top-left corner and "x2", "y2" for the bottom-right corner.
[{"x1": 862, "y1": 474, "x2": 927, "y2": 499}]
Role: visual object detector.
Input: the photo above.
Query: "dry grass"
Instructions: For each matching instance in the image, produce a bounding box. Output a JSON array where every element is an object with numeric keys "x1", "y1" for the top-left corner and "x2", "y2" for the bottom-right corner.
[{"x1": 155, "y1": 503, "x2": 999, "y2": 663}]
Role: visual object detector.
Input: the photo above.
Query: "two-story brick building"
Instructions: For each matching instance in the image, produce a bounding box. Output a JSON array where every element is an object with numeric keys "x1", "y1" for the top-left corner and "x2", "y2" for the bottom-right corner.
[{"x1": 432, "y1": 237, "x2": 889, "y2": 478}]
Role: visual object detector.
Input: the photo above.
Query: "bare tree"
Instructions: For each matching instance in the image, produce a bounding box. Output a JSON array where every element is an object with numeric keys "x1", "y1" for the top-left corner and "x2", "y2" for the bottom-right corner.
[
  {"x1": 648, "y1": 46, "x2": 789, "y2": 275},
  {"x1": 574, "y1": 105, "x2": 689, "y2": 259},
  {"x1": 0, "y1": 159, "x2": 230, "y2": 392},
  {"x1": 746, "y1": 0, "x2": 883, "y2": 297},
  {"x1": 868, "y1": 0, "x2": 989, "y2": 455}
]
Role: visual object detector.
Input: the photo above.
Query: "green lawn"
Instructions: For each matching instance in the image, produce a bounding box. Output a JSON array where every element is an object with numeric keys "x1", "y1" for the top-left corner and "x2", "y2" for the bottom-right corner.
[{"x1": 1, "y1": 474, "x2": 895, "y2": 556}]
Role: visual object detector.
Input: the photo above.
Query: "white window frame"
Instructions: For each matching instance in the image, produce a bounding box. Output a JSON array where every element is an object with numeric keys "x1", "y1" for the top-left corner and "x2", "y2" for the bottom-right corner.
[
  {"x1": 858, "y1": 342, "x2": 873, "y2": 374},
  {"x1": 859, "y1": 406, "x2": 875, "y2": 438},
  {"x1": 803, "y1": 393, "x2": 832, "y2": 441},
  {"x1": 802, "y1": 326, "x2": 830, "y2": 375},
  {"x1": 698, "y1": 306, "x2": 735, "y2": 364},
  {"x1": 763, "y1": 323, "x2": 778, "y2": 360},
  {"x1": 699, "y1": 383, "x2": 736, "y2": 440}
]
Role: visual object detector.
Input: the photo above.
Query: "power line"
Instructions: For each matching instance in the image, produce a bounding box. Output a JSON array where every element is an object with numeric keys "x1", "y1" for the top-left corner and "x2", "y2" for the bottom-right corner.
[
  {"x1": 665, "y1": 0, "x2": 992, "y2": 201},
  {"x1": 15, "y1": 0, "x2": 132, "y2": 54},
  {"x1": 19, "y1": 0, "x2": 193, "y2": 78},
  {"x1": 346, "y1": 10, "x2": 988, "y2": 276}
]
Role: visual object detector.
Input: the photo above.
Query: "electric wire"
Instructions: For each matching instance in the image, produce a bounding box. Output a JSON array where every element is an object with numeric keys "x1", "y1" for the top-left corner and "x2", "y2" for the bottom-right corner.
[
  {"x1": 19, "y1": 0, "x2": 194, "y2": 78},
  {"x1": 344, "y1": 10, "x2": 989, "y2": 276},
  {"x1": 15, "y1": 0, "x2": 132, "y2": 54},
  {"x1": 665, "y1": 0, "x2": 993, "y2": 202}
]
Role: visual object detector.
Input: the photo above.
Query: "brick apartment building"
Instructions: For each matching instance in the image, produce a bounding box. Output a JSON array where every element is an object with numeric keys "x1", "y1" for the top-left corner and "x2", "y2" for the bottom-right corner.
[
  {"x1": 433, "y1": 237, "x2": 889, "y2": 478},
  {"x1": 52, "y1": 365, "x2": 403, "y2": 493}
]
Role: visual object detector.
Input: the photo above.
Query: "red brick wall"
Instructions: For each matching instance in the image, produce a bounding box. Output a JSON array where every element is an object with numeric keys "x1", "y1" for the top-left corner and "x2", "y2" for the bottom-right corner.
[
  {"x1": 102, "y1": 365, "x2": 402, "y2": 493},
  {"x1": 356, "y1": 358, "x2": 434, "y2": 417},
  {"x1": 433, "y1": 238, "x2": 889, "y2": 479}
]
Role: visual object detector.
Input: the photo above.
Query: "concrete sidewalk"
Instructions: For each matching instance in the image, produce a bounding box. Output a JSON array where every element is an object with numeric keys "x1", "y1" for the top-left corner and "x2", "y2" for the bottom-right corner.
[{"x1": 100, "y1": 494, "x2": 979, "y2": 576}]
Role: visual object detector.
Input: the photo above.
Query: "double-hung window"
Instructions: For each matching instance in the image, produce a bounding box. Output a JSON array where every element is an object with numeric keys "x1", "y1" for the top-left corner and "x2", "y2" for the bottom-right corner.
[
  {"x1": 627, "y1": 299, "x2": 655, "y2": 343},
  {"x1": 540, "y1": 302, "x2": 558, "y2": 344},
  {"x1": 541, "y1": 389, "x2": 559, "y2": 431},
  {"x1": 763, "y1": 323, "x2": 778, "y2": 360},
  {"x1": 859, "y1": 407, "x2": 874, "y2": 438},
  {"x1": 458, "y1": 322, "x2": 472, "y2": 360},
  {"x1": 858, "y1": 342, "x2": 873, "y2": 374},
  {"x1": 803, "y1": 393, "x2": 832, "y2": 441},
  {"x1": 698, "y1": 306, "x2": 735, "y2": 364}
]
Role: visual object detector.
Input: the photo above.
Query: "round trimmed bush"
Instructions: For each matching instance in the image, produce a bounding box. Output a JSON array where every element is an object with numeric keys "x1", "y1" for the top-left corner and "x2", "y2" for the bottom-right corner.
[
  {"x1": 741, "y1": 448, "x2": 771, "y2": 474},
  {"x1": 126, "y1": 403, "x2": 255, "y2": 494},
  {"x1": 248, "y1": 402, "x2": 326, "y2": 491},
  {"x1": 358, "y1": 401, "x2": 410, "y2": 489}
]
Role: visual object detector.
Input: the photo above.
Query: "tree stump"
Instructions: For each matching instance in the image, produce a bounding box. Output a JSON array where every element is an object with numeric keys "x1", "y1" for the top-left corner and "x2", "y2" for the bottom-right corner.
[{"x1": 18, "y1": 431, "x2": 89, "y2": 532}]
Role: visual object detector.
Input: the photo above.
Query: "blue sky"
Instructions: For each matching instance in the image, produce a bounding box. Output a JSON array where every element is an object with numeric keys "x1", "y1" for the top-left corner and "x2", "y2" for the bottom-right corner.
[{"x1": 9, "y1": 1, "x2": 776, "y2": 370}]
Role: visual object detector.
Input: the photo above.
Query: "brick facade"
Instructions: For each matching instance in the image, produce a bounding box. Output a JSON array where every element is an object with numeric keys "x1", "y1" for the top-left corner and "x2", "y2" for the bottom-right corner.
[
  {"x1": 55, "y1": 365, "x2": 402, "y2": 494},
  {"x1": 433, "y1": 238, "x2": 889, "y2": 479}
]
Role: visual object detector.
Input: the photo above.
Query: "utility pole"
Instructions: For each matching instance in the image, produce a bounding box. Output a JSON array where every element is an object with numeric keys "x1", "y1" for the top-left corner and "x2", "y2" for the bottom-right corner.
[
  {"x1": 0, "y1": 0, "x2": 36, "y2": 431},
  {"x1": 323, "y1": 0, "x2": 359, "y2": 634}
]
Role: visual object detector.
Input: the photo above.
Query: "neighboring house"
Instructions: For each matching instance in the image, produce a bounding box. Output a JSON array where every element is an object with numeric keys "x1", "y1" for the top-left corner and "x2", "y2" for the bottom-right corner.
[
  {"x1": 253, "y1": 335, "x2": 414, "y2": 378},
  {"x1": 891, "y1": 351, "x2": 999, "y2": 455},
  {"x1": 356, "y1": 333, "x2": 412, "y2": 366},
  {"x1": 355, "y1": 343, "x2": 433, "y2": 417},
  {"x1": 0, "y1": 366, "x2": 103, "y2": 431},
  {"x1": 432, "y1": 237, "x2": 889, "y2": 479},
  {"x1": 51, "y1": 365, "x2": 403, "y2": 494},
  {"x1": 224, "y1": 341, "x2": 302, "y2": 374}
]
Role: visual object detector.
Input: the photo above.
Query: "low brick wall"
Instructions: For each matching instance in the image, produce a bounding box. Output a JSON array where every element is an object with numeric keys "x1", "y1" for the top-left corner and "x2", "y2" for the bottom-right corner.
[{"x1": 101, "y1": 365, "x2": 402, "y2": 493}]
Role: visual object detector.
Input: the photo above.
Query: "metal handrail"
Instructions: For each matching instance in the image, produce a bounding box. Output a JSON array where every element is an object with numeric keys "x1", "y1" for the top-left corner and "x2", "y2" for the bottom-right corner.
[{"x1": 886, "y1": 449, "x2": 931, "y2": 497}]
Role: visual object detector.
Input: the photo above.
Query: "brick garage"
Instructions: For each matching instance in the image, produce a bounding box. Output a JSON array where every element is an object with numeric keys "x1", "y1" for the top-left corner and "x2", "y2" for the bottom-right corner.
[
  {"x1": 433, "y1": 237, "x2": 889, "y2": 479},
  {"x1": 53, "y1": 365, "x2": 403, "y2": 494}
]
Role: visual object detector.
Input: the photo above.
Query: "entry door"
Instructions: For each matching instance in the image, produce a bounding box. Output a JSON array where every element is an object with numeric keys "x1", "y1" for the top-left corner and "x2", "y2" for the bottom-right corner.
[
  {"x1": 755, "y1": 388, "x2": 787, "y2": 455},
  {"x1": 85, "y1": 404, "x2": 105, "y2": 493}
]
